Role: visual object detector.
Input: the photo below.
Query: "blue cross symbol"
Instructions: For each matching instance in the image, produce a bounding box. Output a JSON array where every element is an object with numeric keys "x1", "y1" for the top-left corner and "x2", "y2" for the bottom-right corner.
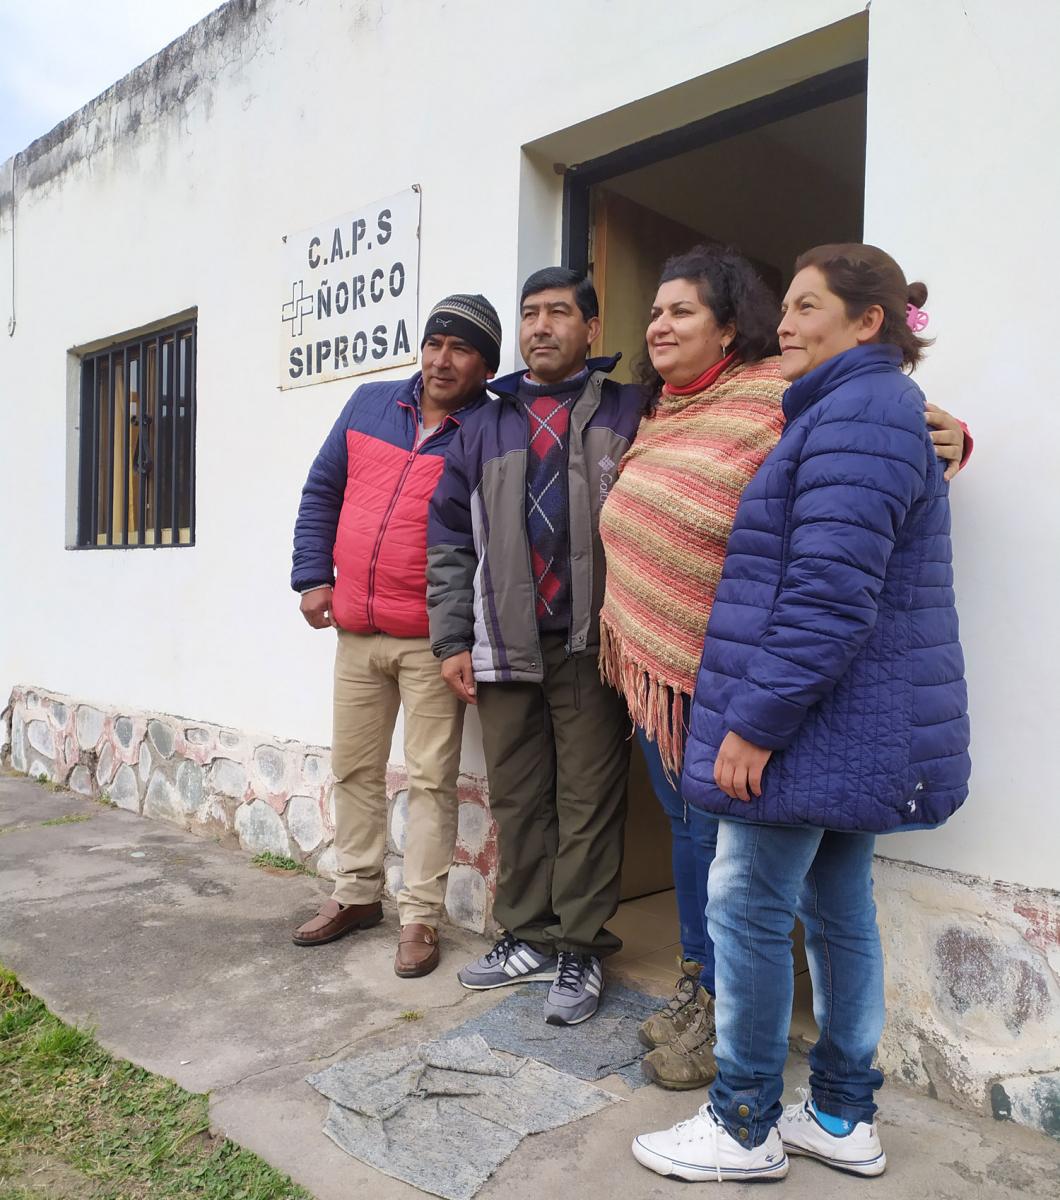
[{"x1": 282, "y1": 279, "x2": 315, "y2": 337}]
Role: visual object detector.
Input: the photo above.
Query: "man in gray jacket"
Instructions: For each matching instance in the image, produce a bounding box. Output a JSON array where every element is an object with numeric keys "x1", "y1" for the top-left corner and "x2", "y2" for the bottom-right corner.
[{"x1": 427, "y1": 267, "x2": 640, "y2": 1025}]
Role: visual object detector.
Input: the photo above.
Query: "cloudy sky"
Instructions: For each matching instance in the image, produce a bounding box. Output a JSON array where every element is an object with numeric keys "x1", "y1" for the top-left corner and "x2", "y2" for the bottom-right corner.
[{"x1": 0, "y1": 0, "x2": 222, "y2": 163}]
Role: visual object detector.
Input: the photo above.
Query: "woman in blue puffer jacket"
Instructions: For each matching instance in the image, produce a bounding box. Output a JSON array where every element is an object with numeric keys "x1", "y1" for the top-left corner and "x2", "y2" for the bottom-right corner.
[{"x1": 632, "y1": 244, "x2": 971, "y2": 1184}]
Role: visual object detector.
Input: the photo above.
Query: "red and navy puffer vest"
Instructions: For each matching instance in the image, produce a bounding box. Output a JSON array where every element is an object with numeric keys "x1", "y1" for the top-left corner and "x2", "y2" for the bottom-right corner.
[{"x1": 292, "y1": 373, "x2": 487, "y2": 637}]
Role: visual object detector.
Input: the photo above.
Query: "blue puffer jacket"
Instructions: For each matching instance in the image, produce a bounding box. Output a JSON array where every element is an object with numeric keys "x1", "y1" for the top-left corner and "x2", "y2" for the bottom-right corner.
[{"x1": 682, "y1": 344, "x2": 970, "y2": 833}]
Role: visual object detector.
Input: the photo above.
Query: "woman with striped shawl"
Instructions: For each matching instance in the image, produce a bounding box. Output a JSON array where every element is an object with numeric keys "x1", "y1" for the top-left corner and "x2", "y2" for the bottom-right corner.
[{"x1": 598, "y1": 244, "x2": 969, "y2": 1090}]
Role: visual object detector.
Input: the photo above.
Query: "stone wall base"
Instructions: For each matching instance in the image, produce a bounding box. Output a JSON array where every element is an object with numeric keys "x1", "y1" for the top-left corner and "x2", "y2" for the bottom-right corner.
[
  {"x1": 1, "y1": 684, "x2": 497, "y2": 933},
  {"x1": 2, "y1": 684, "x2": 1058, "y2": 1140},
  {"x1": 875, "y1": 855, "x2": 1060, "y2": 1141}
]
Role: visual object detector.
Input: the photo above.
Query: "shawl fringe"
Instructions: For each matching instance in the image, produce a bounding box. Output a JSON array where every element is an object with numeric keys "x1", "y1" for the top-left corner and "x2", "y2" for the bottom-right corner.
[{"x1": 599, "y1": 618, "x2": 688, "y2": 782}]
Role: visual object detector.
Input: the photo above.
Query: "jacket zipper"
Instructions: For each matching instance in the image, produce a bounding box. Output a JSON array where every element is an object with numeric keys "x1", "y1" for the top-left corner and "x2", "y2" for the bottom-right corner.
[
  {"x1": 566, "y1": 379, "x2": 602, "y2": 659},
  {"x1": 365, "y1": 407, "x2": 451, "y2": 629},
  {"x1": 563, "y1": 416, "x2": 574, "y2": 660}
]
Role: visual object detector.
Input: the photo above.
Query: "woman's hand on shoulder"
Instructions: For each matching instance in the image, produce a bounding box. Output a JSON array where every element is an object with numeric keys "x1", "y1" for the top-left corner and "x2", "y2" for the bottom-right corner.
[
  {"x1": 714, "y1": 731, "x2": 772, "y2": 802},
  {"x1": 925, "y1": 403, "x2": 966, "y2": 481}
]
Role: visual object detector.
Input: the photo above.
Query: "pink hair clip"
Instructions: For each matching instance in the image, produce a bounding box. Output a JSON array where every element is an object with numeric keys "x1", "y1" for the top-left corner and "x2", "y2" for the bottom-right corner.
[{"x1": 906, "y1": 304, "x2": 930, "y2": 333}]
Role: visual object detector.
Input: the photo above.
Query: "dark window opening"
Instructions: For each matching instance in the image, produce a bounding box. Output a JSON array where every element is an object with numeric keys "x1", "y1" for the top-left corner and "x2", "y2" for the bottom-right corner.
[{"x1": 76, "y1": 321, "x2": 196, "y2": 548}]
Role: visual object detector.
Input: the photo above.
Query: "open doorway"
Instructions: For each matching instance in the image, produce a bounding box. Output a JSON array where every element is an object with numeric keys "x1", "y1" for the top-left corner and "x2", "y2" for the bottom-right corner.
[
  {"x1": 591, "y1": 87, "x2": 866, "y2": 381},
  {"x1": 595, "y1": 71, "x2": 865, "y2": 1025}
]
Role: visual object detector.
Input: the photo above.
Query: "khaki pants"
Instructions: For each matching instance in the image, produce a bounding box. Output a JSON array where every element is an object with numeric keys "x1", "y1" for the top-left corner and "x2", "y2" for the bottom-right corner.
[{"x1": 330, "y1": 630, "x2": 464, "y2": 925}]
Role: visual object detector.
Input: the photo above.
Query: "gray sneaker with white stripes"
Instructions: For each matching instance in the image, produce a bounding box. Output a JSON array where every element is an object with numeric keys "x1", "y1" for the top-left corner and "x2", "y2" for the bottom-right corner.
[
  {"x1": 457, "y1": 933, "x2": 558, "y2": 990},
  {"x1": 543, "y1": 952, "x2": 603, "y2": 1025}
]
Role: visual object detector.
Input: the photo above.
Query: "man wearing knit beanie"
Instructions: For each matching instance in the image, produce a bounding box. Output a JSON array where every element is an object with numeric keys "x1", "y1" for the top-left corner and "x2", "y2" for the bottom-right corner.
[
  {"x1": 290, "y1": 292, "x2": 501, "y2": 979},
  {"x1": 420, "y1": 294, "x2": 502, "y2": 374}
]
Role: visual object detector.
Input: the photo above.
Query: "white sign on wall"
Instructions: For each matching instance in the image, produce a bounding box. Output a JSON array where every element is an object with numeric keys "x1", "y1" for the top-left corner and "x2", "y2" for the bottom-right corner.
[{"x1": 279, "y1": 186, "x2": 420, "y2": 390}]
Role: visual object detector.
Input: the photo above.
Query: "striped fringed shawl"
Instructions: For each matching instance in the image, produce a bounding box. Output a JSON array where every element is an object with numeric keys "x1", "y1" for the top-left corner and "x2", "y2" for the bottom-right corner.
[{"x1": 599, "y1": 357, "x2": 787, "y2": 777}]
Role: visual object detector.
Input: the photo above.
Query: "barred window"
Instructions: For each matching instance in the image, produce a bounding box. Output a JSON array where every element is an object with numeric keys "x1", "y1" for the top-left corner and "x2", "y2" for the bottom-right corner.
[{"x1": 76, "y1": 321, "x2": 196, "y2": 548}]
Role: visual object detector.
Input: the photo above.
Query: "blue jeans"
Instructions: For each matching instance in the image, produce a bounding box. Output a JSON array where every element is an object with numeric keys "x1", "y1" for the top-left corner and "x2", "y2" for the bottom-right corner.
[
  {"x1": 707, "y1": 820, "x2": 885, "y2": 1146},
  {"x1": 636, "y1": 723, "x2": 718, "y2": 993}
]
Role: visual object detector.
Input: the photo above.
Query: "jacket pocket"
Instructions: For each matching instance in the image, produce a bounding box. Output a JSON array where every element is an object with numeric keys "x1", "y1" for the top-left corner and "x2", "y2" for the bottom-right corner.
[{"x1": 773, "y1": 614, "x2": 915, "y2": 829}]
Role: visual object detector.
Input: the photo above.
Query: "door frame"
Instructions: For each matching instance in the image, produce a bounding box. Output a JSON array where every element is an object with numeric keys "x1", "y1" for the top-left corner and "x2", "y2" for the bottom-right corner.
[{"x1": 561, "y1": 59, "x2": 867, "y2": 273}]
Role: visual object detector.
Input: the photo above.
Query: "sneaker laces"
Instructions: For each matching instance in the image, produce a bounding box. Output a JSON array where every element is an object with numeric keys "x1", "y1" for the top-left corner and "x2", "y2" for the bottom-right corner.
[
  {"x1": 663, "y1": 969, "x2": 698, "y2": 1016},
  {"x1": 553, "y1": 950, "x2": 590, "y2": 993},
  {"x1": 671, "y1": 1101, "x2": 711, "y2": 1136},
  {"x1": 672, "y1": 1104, "x2": 725, "y2": 1184},
  {"x1": 483, "y1": 932, "x2": 520, "y2": 966},
  {"x1": 782, "y1": 1086, "x2": 813, "y2": 1123},
  {"x1": 673, "y1": 998, "x2": 715, "y2": 1054}
]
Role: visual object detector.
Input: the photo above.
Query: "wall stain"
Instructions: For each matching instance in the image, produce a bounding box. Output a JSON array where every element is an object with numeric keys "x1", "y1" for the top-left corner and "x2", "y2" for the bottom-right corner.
[
  {"x1": 4, "y1": 0, "x2": 273, "y2": 196},
  {"x1": 991, "y1": 1081, "x2": 1013, "y2": 1120},
  {"x1": 935, "y1": 926, "x2": 1049, "y2": 1034},
  {"x1": 1030, "y1": 1077, "x2": 1060, "y2": 1139},
  {"x1": 1016, "y1": 901, "x2": 1060, "y2": 954}
]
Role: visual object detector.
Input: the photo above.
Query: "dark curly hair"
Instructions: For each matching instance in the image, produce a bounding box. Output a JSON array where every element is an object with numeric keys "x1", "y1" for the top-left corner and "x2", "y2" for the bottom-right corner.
[
  {"x1": 634, "y1": 243, "x2": 780, "y2": 409},
  {"x1": 793, "y1": 243, "x2": 931, "y2": 370}
]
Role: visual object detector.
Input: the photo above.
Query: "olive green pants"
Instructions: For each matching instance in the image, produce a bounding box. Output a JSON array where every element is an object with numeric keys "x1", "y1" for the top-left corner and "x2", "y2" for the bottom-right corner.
[{"x1": 477, "y1": 635, "x2": 631, "y2": 957}]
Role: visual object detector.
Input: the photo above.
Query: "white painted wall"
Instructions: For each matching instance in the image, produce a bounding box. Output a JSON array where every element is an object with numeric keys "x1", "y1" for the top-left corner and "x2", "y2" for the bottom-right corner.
[
  {"x1": 863, "y1": 0, "x2": 1060, "y2": 890},
  {"x1": 1, "y1": 0, "x2": 1056, "y2": 891}
]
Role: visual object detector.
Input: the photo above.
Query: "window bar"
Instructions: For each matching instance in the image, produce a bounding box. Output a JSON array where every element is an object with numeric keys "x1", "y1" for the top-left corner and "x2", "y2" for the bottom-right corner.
[
  {"x1": 89, "y1": 357, "x2": 100, "y2": 546},
  {"x1": 170, "y1": 334, "x2": 180, "y2": 546},
  {"x1": 187, "y1": 325, "x2": 197, "y2": 544},
  {"x1": 154, "y1": 334, "x2": 164, "y2": 547},
  {"x1": 76, "y1": 360, "x2": 93, "y2": 546},
  {"x1": 82, "y1": 322, "x2": 195, "y2": 550},
  {"x1": 121, "y1": 346, "x2": 130, "y2": 547},
  {"x1": 137, "y1": 338, "x2": 148, "y2": 546},
  {"x1": 105, "y1": 350, "x2": 117, "y2": 547}
]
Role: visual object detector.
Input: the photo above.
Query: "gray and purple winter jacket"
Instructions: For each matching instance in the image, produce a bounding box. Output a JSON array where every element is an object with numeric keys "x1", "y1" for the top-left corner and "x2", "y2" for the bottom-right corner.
[{"x1": 426, "y1": 356, "x2": 641, "y2": 682}]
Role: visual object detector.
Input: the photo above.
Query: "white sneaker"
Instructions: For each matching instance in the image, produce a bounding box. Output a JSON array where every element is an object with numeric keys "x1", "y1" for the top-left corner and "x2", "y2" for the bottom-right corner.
[
  {"x1": 780, "y1": 1088, "x2": 886, "y2": 1176},
  {"x1": 632, "y1": 1104, "x2": 788, "y2": 1182}
]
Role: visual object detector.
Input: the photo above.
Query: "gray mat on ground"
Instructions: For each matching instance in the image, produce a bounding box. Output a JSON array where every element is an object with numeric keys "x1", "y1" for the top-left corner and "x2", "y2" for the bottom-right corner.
[
  {"x1": 307, "y1": 1034, "x2": 617, "y2": 1200},
  {"x1": 444, "y1": 981, "x2": 659, "y2": 1088}
]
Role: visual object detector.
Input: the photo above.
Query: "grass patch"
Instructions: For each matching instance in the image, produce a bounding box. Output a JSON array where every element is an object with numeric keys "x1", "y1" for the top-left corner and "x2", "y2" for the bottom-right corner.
[
  {"x1": 399, "y1": 1010, "x2": 423, "y2": 1022},
  {"x1": 251, "y1": 852, "x2": 313, "y2": 876},
  {"x1": 40, "y1": 813, "x2": 93, "y2": 827},
  {"x1": 28, "y1": 772, "x2": 66, "y2": 794},
  {"x1": 0, "y1": 966, "x2": 311, "y2": 1199}
]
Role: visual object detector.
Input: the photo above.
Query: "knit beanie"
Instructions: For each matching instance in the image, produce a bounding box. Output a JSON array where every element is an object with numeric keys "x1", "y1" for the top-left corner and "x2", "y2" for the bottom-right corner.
[{"x1": 421, "y1": 293, "x2": 502, "y2": 372}]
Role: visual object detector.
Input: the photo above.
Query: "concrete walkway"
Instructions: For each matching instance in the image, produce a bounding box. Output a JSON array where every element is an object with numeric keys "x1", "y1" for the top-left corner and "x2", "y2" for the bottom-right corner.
[{"x1": 2, "y1": 769, "x2": 1058, "y2": 1200}]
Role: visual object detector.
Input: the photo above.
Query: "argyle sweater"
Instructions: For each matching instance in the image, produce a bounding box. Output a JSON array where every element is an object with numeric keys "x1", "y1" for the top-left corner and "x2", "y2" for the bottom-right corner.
[
  {"x1": 519, "y1": 371, "x2": 587, "y2": 633},
  {"x1": 598, "y1": 357, "x2": 788, "y2": 776}
]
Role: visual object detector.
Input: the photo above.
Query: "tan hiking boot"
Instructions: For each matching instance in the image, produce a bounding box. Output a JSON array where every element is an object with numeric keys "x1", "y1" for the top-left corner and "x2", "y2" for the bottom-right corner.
[
  {"x1": 637, "y1": 958, "x2": 703, "y2": 1049},
  {"x1": 640, "y1": 987, "x2": 717, "y2": 1090}
]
